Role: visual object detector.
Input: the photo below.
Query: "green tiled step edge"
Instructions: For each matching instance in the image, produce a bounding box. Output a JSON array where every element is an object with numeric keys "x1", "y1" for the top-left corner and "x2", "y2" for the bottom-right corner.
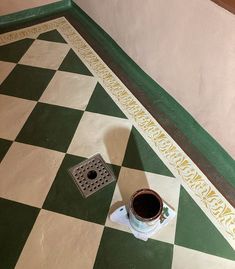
[
  {"x1": 69, "y1": 2, "x2": 235, "y2": 187},
  {"x1": 0, "y1": 1, "x2": 234, "y2": 187},
  {"x1": 0, "y1": 0, "x2": 71, "y2": 27}
]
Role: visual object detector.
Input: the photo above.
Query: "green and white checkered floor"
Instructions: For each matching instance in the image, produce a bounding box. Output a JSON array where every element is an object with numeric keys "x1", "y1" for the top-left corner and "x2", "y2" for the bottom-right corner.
[{"x1": 0, "y1": 26, "x2": 235, "y2": 269}]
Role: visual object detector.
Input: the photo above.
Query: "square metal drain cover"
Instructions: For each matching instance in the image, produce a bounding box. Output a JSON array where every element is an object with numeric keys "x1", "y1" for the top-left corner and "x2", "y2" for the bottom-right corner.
[{"x1": 68, "y1": 153, "x2": 116, "y2": 198}]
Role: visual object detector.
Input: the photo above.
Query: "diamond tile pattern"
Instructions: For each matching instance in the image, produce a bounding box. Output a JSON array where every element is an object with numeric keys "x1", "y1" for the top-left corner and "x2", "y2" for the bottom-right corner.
[
  {"x1": 0, "y1": 38, "x2": 34, "y2": 63},
  {"x1": 172, "y1": 245, "x2": 235, "y2": 269},
  {"x1": 94, "y1": 227, "x2": 174, "y2": 269},
  {"x1": 0, "y1": 142, "x2": 64, "y2": 207},
  {"x1": 67, "y1": 111, "x2": 132, "y2": 165},
  {"x1": 0, "y1": 198, "x2": 39, "y2": 269},
  {"x1": 0, "y1": 138, "x2": 12, "y2": 162},
  {"x1": 0, "y1": 94, "x2": 36, "y2": 140},
  {"x1": 0, "y1": 64, "x2": 55, "y2": 100},
  {"x1": 16, "y1": 102, "x2": 83, "y2": 152},
  {"x1": 37, "y1": 29, "x2": 67, "y2": 43},
  {"x1": 59, "y1": 49, "x2": 93, "y2": 76},
  {"x1": 39, "y1": 70, "x2": 97, "y2": 110},
  {"x1": 19, "y1": 39, "x2": 70, "y2": 69},
  {"x1": 175, "y1": 186, "x2": 235, "y2": 260},
  {"x1": 0, "y1": 61, "x2": 16, "y2": 84},
  {"x1": 15, "y1": 210, "x2": 103, "y2": 269},
  {"x1": 0, "y1": 19, "x2": 234, "y2": 269},
  {"x1": 86, "y1": 83, "x2": 127, "y2": 118},
  {"x1": 123, "y1": 126, "x2": 173, "y2": 176}
]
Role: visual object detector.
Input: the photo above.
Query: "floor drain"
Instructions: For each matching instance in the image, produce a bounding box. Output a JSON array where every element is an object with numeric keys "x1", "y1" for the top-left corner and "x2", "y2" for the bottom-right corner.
[{"x1": 68, "y1": 153, "x2": 116, "y2": 198}]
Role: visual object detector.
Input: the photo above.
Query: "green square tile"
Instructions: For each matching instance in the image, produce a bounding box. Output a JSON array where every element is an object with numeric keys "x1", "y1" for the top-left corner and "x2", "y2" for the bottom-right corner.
[
  {"x1": 59, "y1": 49, "x2": 93, "y2": 76},
  {"x1": 0, "y1": 38, "x2": 34, "y2": 63},
  {"x1": 0, "y1": 198, "x2": 40, "y2": 269},
  {"x1": 16, "y1": 103, "x2": 83, "y2": 152},
  {"x1": 122, "y1": 127, "x2": 173, "y2": 176},
  {"x1": 37, "y1": 30, "x2": 66, "y2": 43},
  {"x1": 175, "y1": 186, "x2": 235, "y2": 260},
  {"x1": 43, "y1": 154, "x2": 120, "y2": 225},
  {"x1": 0, "y1": 138, "x2": 12, "y2": 163},
  {"x1": 86, "y1": 83, "x2": 127, "y2": 118},
  {"x1": 94, "y1": 227, "x2": 173, "y2": 269},
  {"x1": 0, "y1": 64, "x2": 55, "y2": 101}
]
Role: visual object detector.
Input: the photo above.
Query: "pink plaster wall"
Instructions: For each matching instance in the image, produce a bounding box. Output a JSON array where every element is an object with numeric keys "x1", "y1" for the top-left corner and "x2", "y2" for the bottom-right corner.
[
  {"x1": 0, "y1": 0, "x2": 60, "y2": 16},
  {"x1": 74, "y1": 0, "x2": 235, "y2": 159}
]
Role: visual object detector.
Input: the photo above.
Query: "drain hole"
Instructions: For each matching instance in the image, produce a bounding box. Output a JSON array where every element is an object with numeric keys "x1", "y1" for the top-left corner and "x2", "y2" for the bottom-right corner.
[{"x1": 87, "y1": 170, "x2": 97, "y2": 180}]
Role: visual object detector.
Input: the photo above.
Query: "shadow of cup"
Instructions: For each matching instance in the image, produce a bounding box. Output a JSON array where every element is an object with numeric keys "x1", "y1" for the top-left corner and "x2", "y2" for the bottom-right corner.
[{"x1": 104, "y1": 126, "x2": 150, "y2": 217}]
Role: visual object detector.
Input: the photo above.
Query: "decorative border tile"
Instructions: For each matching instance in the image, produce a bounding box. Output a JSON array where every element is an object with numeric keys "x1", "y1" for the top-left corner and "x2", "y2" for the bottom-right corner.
[
  {"x1": 0, "y1": 17, "x2": 65, "y2": 43},
  {"x1": 0, "y1": 17, "x2": 234, "y2": 249}
]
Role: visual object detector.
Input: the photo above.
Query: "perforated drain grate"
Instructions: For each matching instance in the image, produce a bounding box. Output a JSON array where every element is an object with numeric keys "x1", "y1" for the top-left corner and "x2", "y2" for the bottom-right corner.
[{"x1": 68, "y1": 153, "x2": 116, "y2": 198}]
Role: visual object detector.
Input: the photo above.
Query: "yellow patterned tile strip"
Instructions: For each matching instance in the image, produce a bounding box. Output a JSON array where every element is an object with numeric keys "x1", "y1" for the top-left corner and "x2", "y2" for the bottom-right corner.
[{"x1": 0, "y1": 17, "x2": 234, "y2": 249}]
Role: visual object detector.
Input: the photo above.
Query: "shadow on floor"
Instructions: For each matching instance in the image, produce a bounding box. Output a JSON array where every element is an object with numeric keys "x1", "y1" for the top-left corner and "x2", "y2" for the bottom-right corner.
[{"x1": 104, "y1": 126, "x2": 150, "y2": 213}]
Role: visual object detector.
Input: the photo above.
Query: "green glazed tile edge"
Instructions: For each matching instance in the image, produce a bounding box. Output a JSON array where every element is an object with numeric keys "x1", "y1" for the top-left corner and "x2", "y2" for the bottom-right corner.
[
  {"x1": 0, "y1": 0, "x2": 71, "y2": 28},
  {"x1": 69, "y1": 2, "x2": 235, "y2": 186}
]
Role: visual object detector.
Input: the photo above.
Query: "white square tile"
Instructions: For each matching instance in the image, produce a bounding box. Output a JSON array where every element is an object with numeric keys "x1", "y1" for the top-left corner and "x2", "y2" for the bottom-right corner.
[
  {"x1": 67, "y1": 111, "x2": 132, "y2": 166},
  {"x1": 0, "y1": 142, "x2": 64, "y2": 207},
  {"x1": 0, "y1": 94, "x2": 36, "y2": 140},
  {"x1": 0, "y1": 61, "x2": 16, "y2": 84},
  {"x1": 16, "y1": 210, "x2": 103, "y2": 269},
  {"x1": 172, "y1": 245, "x2": 235, "y2": 269},
  {"x1": 39, "y1": 70, "x2": 97, "y2": 110},
  {"x1": 105, "y1": 167, "x2": 181, "y2": 244},
  {"x1": 19, "y1": 39, "x2": 70, "y2": 70}
]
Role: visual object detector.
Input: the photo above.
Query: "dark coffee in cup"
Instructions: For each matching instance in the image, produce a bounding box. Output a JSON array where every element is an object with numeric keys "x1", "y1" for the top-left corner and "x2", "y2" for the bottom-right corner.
[
  {"x1": 132, "y1": 192, "x2": 161, "y2": 219},
  {"x1": 129, "y1": 189, "x2": 163, "y2": 233}
]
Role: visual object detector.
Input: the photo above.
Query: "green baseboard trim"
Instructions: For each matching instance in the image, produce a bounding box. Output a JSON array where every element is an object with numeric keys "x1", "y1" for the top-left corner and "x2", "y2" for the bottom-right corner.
[
  {"x1": 70, "y1": 2, "x2": 235, "y2": 186},
  {"x1": 0, "y1": 0, "x2": 71, "y2": 28}
]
